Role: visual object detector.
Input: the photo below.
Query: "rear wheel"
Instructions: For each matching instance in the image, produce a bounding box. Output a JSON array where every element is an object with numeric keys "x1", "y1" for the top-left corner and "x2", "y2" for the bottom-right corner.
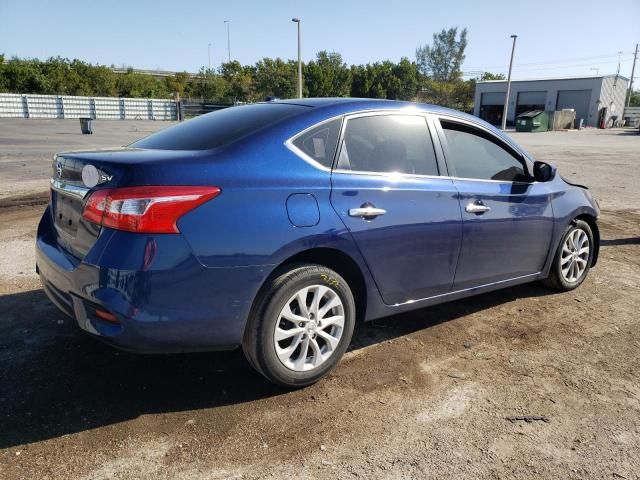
[
  {"x1": 243, "y1": 265, "x2": 356, "y2": 387},
  {"x1": 543, "y1": 219, "x2": 594, "y2": 291}
]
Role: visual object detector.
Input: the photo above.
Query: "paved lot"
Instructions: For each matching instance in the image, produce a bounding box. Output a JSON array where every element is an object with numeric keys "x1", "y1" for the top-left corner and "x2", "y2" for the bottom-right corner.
[
  {"x1": 0, "y1": 119, "x2": 173, "y2": 200},
  {"x1": 509, "y1": 129, "x2": 639, "y2": 210},
  {"x1": 0, "y1": 122, "x2": 639, "y2": 479}
]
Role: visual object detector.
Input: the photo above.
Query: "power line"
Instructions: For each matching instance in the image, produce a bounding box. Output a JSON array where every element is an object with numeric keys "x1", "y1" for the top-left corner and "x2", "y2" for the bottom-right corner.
[
  {"x1": 515, "y1": 52, "x2": 633, "y2": 67},
  {"x1": 464, "y1": 52, "x2": 635, "y2": 72},
  {"x1": 463, "y1": 58, "x2": 635, "y2": 76},
  {"x1": 515, "y1": 58, "x2": 633, "y2": 71}
]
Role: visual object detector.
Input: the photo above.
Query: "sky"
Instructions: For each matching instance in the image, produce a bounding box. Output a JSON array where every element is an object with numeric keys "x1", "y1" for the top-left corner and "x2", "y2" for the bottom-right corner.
[{"x1": 1, "y1": 0, "x2": 638, "y2": 81}]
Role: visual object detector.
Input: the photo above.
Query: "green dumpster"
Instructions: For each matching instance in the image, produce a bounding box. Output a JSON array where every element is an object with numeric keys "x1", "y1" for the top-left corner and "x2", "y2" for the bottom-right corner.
[{"x1": 515, "y1": 110, "x2": 548, "y2": 132}]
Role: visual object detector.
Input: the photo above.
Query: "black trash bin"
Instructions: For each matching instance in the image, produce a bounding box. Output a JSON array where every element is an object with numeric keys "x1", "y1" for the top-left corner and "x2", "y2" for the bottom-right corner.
[{"x1": 79, "y1": 117, "x2": 93, "y2": 134}]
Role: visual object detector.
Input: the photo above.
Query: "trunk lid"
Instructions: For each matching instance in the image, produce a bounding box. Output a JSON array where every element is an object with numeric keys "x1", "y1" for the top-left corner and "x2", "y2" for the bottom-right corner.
[{"x1": 50, "y1": 148, "x2": 200, "y2": 259}]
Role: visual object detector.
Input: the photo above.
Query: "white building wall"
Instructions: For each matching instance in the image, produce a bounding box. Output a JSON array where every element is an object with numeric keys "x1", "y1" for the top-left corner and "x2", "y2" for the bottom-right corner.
[
  {"x1": 599, "y1": 76, "x2": 628, "y2": 122},
  {"x1": 474, "y1": 76, "x2": 629, "y2": 127}
]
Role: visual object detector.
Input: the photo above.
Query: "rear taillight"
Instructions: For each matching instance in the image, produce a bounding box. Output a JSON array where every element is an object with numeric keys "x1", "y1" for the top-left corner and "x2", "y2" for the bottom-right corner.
[{"x1": 82, "y1": 186, "x2": 220, "y2": 233}]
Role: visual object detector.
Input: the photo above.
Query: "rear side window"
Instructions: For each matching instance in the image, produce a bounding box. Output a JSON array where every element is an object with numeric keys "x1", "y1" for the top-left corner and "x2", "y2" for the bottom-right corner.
[
  {"x1": 441, "y1": 121, "x2": 528, "y2": 182},
  {"x1": 130, "y1": 103, "x2": 304, "y2": 150},
  {"x1": 291, "y1": 117, "x2": 342, "y2": 168},
  {"x1": 336, "y1": 115, "x2": 438, "y2": 176}
]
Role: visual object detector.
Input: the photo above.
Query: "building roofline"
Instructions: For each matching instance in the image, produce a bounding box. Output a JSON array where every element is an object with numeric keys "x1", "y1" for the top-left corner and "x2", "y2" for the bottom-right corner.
[{"x1": 478, "y1": 74, "x2": 629, "y2": 83}]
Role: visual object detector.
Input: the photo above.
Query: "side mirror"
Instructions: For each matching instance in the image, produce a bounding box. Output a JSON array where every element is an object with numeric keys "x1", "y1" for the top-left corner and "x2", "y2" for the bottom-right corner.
[{"x1": 533, "y1": 161, "x2": 555, "y2": 182}]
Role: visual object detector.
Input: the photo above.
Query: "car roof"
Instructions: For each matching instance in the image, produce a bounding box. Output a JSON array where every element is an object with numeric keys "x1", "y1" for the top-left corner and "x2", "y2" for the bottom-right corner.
[
  {"x1": 270, "y1": 97, "x2": 433, "y2": 110},
  {"x1": 267, "y1": 98, "x2": 530, "y2": 161},
  {"x1": 268, "y1": 97, "x2": 476, "y2": 121}
]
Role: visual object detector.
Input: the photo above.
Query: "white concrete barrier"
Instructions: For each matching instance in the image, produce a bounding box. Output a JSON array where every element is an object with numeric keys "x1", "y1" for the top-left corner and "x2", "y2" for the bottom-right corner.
[{"x1": 0, "y1": 93, "x2": 177, "y2": 120}]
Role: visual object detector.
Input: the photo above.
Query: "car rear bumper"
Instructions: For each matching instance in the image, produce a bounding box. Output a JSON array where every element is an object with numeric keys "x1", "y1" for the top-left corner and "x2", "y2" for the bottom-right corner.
[{"x1": 36, "y1": 207, "x2": 271, "y2": 353}]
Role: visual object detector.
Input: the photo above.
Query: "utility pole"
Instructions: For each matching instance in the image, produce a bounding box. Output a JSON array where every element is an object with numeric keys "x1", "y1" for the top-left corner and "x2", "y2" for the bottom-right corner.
[
  {"x1": 208, "y1": 43, "x2": 211, "y2": 71},
  {"x1": 501, "y1": 35, "x2": 517, "y2": 130},
  {"x1": 292, "y1": 18, "x2": 302, "y2": 98},
  {"x1": 627, "y1": 43, "x2": 638, "y2": 108},
  {"x1": 224, "y1": 20, "x2": 231, "y2": 62}
]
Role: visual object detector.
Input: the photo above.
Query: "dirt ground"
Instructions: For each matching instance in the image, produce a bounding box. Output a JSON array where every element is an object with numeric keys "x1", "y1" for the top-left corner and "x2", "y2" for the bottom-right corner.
[{"x1": 0, "y1": 122, "x2": 639, "y2": 479}]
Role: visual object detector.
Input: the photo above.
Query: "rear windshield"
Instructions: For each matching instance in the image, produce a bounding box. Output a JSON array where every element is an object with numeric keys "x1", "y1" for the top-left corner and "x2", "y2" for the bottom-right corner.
[{"x1": 130, "y1": 103, "x2": 305, "y2": 150}]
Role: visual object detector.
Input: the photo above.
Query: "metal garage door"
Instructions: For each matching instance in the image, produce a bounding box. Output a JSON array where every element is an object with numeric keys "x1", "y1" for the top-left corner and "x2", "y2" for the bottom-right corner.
[
  {"x1": 516, "y1": 91, "x2": 547, "y2": 116},
  {"x1": 556, "y1": 90, "x2": 591, "y2": 123},
  {"x1": 481, "y1": 92, "x2": 505, "y2": 105},
  {"x1": 479, "y1": 92, "x2": 506, "y2": 124}
]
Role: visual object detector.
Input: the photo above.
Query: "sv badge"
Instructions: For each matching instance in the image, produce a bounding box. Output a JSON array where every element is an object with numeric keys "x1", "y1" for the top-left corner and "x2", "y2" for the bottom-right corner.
[{"x1": 81, "y1": 164, "x2": 113, "y2": 187}]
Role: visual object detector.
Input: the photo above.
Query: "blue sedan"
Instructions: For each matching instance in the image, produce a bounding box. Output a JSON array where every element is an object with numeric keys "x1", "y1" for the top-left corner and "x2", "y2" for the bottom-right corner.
[{"x1": 36, "y1": 98, "x2": 599, "y2": 387}]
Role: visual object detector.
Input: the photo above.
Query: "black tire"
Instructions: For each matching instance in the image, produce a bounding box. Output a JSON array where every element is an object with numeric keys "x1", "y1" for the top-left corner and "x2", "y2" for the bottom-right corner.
[
  {"x1": 243, "y1": 264, "x2": 356, "y2": 388},
  {"x1": 542, "y1": 219, "x2": 594, "y2": 291}
]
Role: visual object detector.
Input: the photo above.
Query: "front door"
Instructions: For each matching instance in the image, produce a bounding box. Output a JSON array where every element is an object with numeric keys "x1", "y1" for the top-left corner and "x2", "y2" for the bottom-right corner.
[
  {"x1": 330, "y1": 113, "x2": 462, "y2": 305},
  {"x1": 436, "y1": 118, "x2": 554, "y2": 290}
]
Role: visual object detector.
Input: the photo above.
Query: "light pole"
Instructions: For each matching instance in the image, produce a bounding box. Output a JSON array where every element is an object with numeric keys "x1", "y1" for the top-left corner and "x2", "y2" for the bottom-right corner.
[
  {"x1": 224, "y1": 20, "x2": 231, "y2": 63},
  {"x1": 208, "y1": 43, "x2": 212, "y2": 71},
  {"x1": 292, "y1": 17, "x2": 302, "y2": 98},
  {"x1": 590, "y1": 67, "x2": 600, "y2": 77},
  {"x1": 501, "y1": 34, "x2": 517, "y2": 131},
  {"x1": 627, "y1": 43, "x2": 638, "y2": 108}
]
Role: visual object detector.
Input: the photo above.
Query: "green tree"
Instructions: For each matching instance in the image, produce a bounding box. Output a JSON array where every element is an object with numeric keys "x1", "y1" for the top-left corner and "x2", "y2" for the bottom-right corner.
[
  {"x1": 391, "y1": 58, "x2": 419, "y2": 100},
  {"x1": 219, "y1": 61, "x2": 255, "y2": 103},
  {"x1": 350, "y1": 60, "x2": 418, "y2": 100},
  {"x1": 165, "y1": 72, "x2": 189, "y2": 97},
  {"x1": 189, "y1": 67, "x2": 227, "y2": 101},
  {"x1": 350, "y1": 63, "x2": 387, "y2": 98},
  {"x1": 0, "y1": 44, "x2": 481, "y2": 106},
  {"x1": 80, "y1": 63, "x2": 117, "y2": 96},
  {"x1": 0, "y1": 54, "x2": 5, "y2": 91},
  {"x1": 116, "y1": 72, "x2": 170, "y2": 98},
  {"x1": 305, "y1": 51, "x2": 351, "y2": 97},
  {"x1": 371, "y1": 61, "x2": 401, "y2": 99},
  {"x1": 452, "y1": 79, "x2": 476, "y2": 112},
  {"x1": 41, "y1": 57, "x2": 85, "y2": 95},
  {"x1": 629, "y1": 89, "x2": 640, "y2": 107},
  {"x1": 350, "y1": 64, "x2": 373, "y2": 97},
  {"x1": 419, "y1": 78, "x2": 454, "y2": 106},
  {"x1": 480, "y1": 72, "x2": 506, "y2": 81},
  {"x1": 253, "y1": 58, "x2": 297, "y2": 99},
  {"x1": 416, "y1": 27, "x2": 468, "y2": 82},
  {"x1": 165, "y1": 72, "x2": 190, "y2": 98},
  {"x1": 417, "y1": 77, "x2": 476, "y2": 110},
  {"x1": 0, "y1": 57, "x2": 50, "y2": 93}
]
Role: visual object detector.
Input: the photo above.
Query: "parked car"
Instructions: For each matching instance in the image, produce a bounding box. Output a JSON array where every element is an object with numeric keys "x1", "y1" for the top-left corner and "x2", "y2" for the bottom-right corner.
[{"x1": 36, "y1": 98, "x2": 600, "y2": 387}]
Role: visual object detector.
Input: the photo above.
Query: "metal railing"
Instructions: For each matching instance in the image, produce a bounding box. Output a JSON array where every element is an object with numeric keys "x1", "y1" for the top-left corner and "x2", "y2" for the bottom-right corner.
[
  {"x1": 0, "y1": 93, "x2": 177, "y2": 120},
  {"x1": 179, "y1": 102, "x2": 231, "y2": 119}
]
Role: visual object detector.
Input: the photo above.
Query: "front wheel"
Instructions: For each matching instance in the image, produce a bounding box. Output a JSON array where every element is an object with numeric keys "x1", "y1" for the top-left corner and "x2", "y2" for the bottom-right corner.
[
  {"x1": 243, "y1": 265, "x2": 356, "y2": 387},
  {"x1": 542, "y1": 219, "x2": 594, "y2": 291}
]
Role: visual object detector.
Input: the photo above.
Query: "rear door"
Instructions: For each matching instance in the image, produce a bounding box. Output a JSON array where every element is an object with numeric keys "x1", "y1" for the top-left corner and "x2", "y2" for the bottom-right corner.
[
  {"x1": 435, "y1": 117, "x2": 554, "y2": 290},
  {"x1": 330, "y1": 113, "x2": 462, "y2": 305}
]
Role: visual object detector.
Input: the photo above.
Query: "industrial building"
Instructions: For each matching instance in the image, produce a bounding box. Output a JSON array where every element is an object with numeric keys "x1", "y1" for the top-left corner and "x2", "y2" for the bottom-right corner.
[{"x1": 473, "y1": 75, "x2": 629, "y2": 127}]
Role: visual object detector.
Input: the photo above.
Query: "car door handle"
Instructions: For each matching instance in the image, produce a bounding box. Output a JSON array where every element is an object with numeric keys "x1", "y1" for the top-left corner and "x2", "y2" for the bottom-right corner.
[
  {"x1": 349, "y1": 206, "x2": 387, "y2": 219},
  {"x1": 465, "y1": 201, "x2": 491, "y2": 214}
]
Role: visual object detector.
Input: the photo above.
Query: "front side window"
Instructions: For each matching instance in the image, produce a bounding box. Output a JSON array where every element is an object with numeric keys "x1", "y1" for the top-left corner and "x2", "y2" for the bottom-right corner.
[
  {"x1": 441, "y1": 120, "x2": 528, "y2": 182},
  {"x1": 337, "y1": 115, "x2": 439, "y2": 176},
  {"x1": 291, "y1": 118, "x2": 342, "y2": 168}
]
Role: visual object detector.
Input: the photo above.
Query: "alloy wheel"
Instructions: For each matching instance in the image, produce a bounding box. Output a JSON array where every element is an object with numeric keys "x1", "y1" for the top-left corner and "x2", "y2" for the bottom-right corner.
[
  {"x1": 273, "y1": 285, "x2": 345, "y2": 372},
  {"x1": 560, "y1": 228, "x2": 590, "y2": 283}
]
